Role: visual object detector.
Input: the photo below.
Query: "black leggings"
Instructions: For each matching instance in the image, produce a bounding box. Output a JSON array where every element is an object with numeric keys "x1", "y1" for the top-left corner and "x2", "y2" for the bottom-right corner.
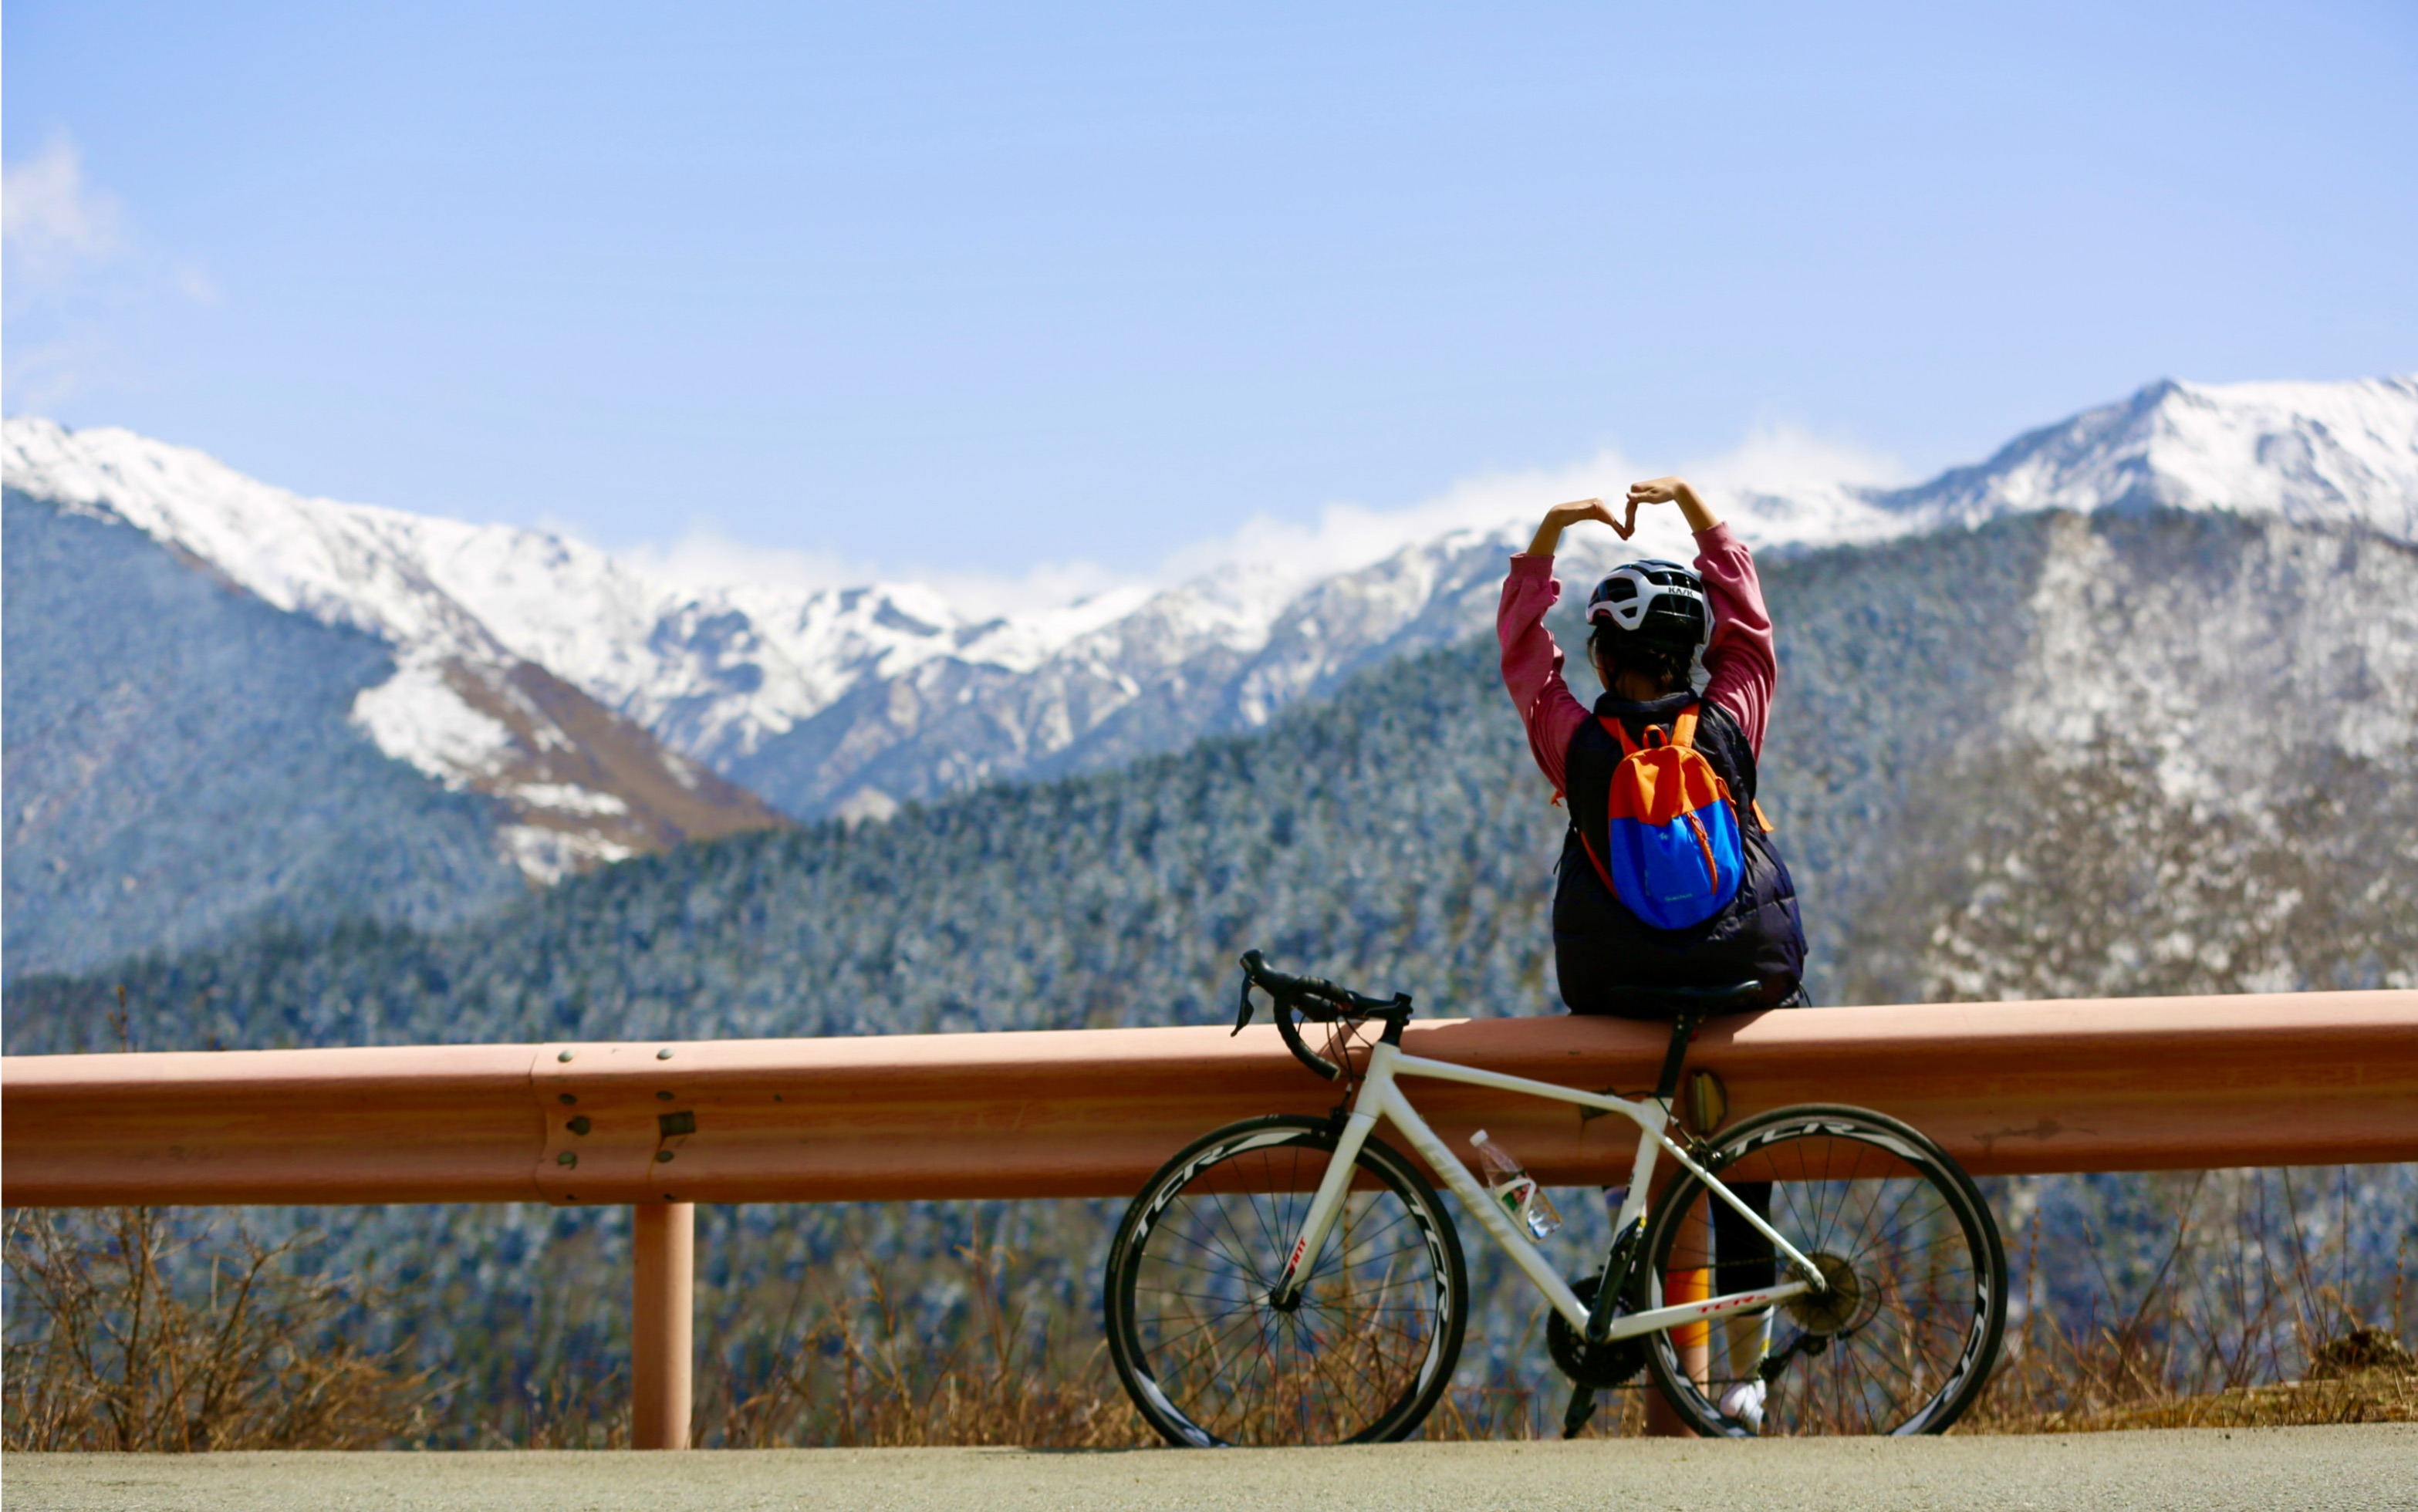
[{"x1": 1712, "y1": 1180, "x2": 1775, "y2": 1293}]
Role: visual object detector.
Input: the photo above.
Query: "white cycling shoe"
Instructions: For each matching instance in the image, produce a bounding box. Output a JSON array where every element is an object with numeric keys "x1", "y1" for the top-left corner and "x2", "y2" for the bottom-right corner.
[{"x1": 1717, "y1": 1377, "x2": 1766, "y2": 1433}]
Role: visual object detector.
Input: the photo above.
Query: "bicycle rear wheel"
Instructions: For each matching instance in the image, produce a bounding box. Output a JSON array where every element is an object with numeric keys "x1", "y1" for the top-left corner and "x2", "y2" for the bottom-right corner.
[
  {"x1": 1641, "y1": 1105, "x2": 2006, "y2": 1436},
  {"x1": 1104, "y1": 1115, "x2": 1467, "y2": 1446}
]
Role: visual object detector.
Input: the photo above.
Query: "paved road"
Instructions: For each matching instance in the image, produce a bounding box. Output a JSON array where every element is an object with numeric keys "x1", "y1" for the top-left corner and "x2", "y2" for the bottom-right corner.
[{"x1": 7, "y1": 1427, "x2": 2413, "y2": 1512}]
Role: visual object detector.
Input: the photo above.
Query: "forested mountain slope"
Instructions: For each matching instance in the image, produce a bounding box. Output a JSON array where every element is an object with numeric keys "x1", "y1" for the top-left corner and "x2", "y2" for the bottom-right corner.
[
  {"x1": 11, "y1": 505, "x2": 2410, "y2": 1055},
  {"x1": 2, "y1": 495, "x2": 525, "y2": 980},
  {"x1": 2, "y1": 491, "x2": 789, "y2": 980},
  {"x1": 8, "y1": 375, "x2": 2410, "y2": 984}
]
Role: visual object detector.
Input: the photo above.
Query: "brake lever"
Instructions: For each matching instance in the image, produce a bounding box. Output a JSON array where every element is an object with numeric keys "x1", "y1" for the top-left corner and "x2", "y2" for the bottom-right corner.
[{"x1": 1232, "y1": 971, "x2": 1257, "y2": 1036}]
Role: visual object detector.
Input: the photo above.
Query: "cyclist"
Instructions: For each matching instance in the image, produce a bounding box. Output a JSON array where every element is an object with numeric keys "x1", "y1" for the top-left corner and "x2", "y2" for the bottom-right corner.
[{"x1": 1498, "y1": 475, "x2": 1808, "y2": 1427}]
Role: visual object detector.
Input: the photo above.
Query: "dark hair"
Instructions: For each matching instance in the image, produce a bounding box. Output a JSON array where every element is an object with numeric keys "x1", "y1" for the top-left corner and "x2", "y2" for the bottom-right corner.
[{"x1": 1588, "y1": 622, "x2": 1695, "y2": 694}]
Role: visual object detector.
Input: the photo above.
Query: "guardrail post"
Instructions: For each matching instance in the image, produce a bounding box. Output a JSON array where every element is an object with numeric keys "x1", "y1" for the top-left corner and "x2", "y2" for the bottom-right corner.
[
  {"x1": 631, "y1": 1201, "x2": 694, "y2": 1449},
  {"x1": 1645, "y1": 1193, "x2": 1710, "y2": 1436}
]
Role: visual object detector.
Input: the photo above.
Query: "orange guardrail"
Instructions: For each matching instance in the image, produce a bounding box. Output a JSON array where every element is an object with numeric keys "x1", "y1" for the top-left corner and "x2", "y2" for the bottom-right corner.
[
  {"x1": 8, "y1": 989, "x2": 2416, "y2": 1209},
  {"x1": 7, "y1": 987, "x2": 2414, "y2": 1447}
]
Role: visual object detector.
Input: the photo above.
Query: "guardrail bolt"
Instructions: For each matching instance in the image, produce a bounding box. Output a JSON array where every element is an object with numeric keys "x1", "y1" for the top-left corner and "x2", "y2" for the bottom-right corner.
[
  {"x1": 657, "y1": 1111, "x2": 696, "y2": 1138},
  {"x1": 656, "y1": 1048, "x2": 674, "y2": 1060},
  {"x1": 557, "y1": 1151, "x2": 578, "y2": 1168},
  {"x1": 558, "y1": 1050, "x2": 575, "y2": 1062},
  {"x1": 568, "y1": 1116, "x2": 592, "y2": 1136},
  {"x1": 559, "y1": 1093, "x2": 578, "y2": 1105},
  {"x1": 657, "y1": 1090, "x2": 674, "y2": 1102},
  {"x1": 655, "y1": 1149, "x2": 675, "y2": 1163}
]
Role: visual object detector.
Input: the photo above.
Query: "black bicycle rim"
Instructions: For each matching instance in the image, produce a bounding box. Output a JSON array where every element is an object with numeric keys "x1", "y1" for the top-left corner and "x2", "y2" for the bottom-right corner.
[
  {"x1": 1640, "y1": 1105, "x2": 2007, "y2": 1437},
  {"x1": 1104, "y1": 1115, "x2": 1467, "y2": 1446}
]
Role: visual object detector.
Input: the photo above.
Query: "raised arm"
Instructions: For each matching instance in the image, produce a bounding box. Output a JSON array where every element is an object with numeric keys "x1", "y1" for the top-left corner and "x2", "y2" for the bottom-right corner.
[
  {"x1": 1693, "y1": 525, "x2": 1776, "y2": 755},
  {"x1": 1501, "y1": 498, "x2": 1626, "y2": 794},
  {"x1": 1626, "y1": 478, "x2": 1775, "y2": 754},
  {"x1": 1625, "y1": 474, "x2": 1779, "y2": 750},
  {"x1": 1527, "y1": 495, "x2": 1627, "y2": 555}
]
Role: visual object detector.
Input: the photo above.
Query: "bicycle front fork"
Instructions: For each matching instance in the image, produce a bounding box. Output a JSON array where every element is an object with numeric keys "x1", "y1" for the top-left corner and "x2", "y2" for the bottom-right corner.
[{"x1": 1267, "y1": 1105, "x2": 1381, "y2": 1309}]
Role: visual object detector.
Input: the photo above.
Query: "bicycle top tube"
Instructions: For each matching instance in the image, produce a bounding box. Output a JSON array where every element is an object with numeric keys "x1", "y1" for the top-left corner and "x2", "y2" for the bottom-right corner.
[{"x1": 1232, "y1": 950, "x2": 1764, "y2": 1099}]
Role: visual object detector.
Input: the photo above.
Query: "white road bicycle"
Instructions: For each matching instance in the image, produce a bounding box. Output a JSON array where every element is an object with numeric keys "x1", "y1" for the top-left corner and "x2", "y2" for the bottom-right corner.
[{"x1": 1104, "y1": 952, "x2": 2008, "y2": 1445}]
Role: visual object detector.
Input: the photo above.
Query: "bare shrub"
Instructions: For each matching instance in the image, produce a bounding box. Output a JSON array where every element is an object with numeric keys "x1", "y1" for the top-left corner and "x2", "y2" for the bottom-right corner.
[
  {"x1": 2, "y1": 1207, "x2": 437, "y2": 1450},
  {"x1": 1964, "y1": 1171, "x2": 2417, "y2": 1433},
  {"x1": 696, "y1": 1226, "x2": 1149, "y2": 1449}
]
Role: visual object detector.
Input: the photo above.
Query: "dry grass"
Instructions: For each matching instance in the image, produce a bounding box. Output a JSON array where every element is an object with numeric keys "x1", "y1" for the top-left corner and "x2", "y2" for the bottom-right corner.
[
  {"x1": 1960, "y1": 1173, "x2": 2415, "y2": 1436},
  {"x1": 2, "y1": 1207, "x2": 439, "y2": 1450},
  {"x1": 696, "y1": 1230, "x2": 1152, "y2": 1449},
  {"x1": 10, "y1": 1179, "x2": 2409, "y2": 1449}
]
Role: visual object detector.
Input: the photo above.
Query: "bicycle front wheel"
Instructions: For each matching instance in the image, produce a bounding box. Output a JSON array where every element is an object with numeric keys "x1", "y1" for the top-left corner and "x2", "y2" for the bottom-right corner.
[
  {"x1": 1104, "y1": 1115, "x2": 1467, "y2": 1446},
  {"x1": 1641, "y1": 1105, "x2": 2006, "y2": 1436}
]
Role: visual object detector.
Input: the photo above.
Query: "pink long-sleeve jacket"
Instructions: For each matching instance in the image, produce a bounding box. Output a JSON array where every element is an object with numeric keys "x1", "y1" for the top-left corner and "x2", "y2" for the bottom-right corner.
[{"x1": 1496, "y1": 523, "x2": 1778, "y2": 795}]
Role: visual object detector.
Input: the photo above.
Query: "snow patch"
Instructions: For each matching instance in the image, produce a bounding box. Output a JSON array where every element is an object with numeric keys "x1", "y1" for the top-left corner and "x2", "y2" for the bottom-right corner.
[
  {"x1": 832, "y1": 788, "x2": 900, "y2": 826},
  {"x1": 497, "y1": 825, "x2": 640, "y2": 885},
  {"x1": 349, "y1": 663, "x2": 515, "y2": 787},
  {"x1": 509, "y1": 783, "x2": 633, "y2": 818}
]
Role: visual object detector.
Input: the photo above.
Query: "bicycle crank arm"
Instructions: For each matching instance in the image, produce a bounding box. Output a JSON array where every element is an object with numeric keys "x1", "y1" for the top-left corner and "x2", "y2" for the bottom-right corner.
[
  {"x1": 1559, "y1": 1382, "x2": 1599, "y2": 1440},
  {"x1": 1758, "y1": 1328, "x2": 1829, "y2": 1383}
]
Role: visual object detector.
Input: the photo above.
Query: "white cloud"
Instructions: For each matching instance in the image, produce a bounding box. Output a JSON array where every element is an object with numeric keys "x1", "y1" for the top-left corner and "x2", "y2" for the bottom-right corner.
[
  {"x1": 2, "y1": 332, "x2": 110, "y2": 413},
  {"x1": 3, "y1": 135, "x2": 218, "y2": 410},
  {"x1": 172, "y1": 263, "x2": 222, "y2": 306},
  {"x1": 1687, "y1": 421, "x2": 1911, "y2": 498},
  {"x1": 618, "y1": 524, "x2": 1143, "y2": 622},
  {"x1": 616, "y1": 420, "x2": 1903, "y2": 616},
  {"x1": 3, "y1": 136, "x2": 123, "y2": 285},
  {"x1": 1159, "y1": 450, "x2": 1631, "y2": 588},
  {"x1": 1157, "y1": 422, "x2": 1906, "y2": 589},
  {"x1": 620, "y1": 526, "x2": 879, "y2": 595},
  {"x1": 917, "y1": 559, "x2": 1142, "y2": 622}
]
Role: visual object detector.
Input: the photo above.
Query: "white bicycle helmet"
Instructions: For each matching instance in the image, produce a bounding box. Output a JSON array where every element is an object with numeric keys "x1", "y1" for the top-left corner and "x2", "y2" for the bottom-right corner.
[{"x1": 1586, "y1": 559, "x2": 1709, "y2": 650}]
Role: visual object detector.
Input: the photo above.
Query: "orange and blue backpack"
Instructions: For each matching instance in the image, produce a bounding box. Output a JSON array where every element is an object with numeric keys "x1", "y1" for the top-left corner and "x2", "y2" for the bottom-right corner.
[{"x1": 1574, "y1": 705, "x2": 1751, "y2": 931}]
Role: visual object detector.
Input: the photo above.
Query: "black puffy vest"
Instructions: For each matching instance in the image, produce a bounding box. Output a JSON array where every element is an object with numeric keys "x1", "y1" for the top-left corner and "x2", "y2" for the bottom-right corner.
[{"x1": 1553, "y1": 690, "x2": 1805, "y2": 1013}]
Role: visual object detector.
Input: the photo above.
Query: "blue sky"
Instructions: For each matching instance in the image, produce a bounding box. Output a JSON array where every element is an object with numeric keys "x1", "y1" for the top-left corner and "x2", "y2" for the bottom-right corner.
[{"x1": 6, "y1": 2, "x2": 2414, "y2": 592}]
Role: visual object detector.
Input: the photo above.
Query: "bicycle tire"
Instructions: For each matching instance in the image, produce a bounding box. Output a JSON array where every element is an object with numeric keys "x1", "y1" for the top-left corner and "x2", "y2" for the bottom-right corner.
[
  {"x1": 1640, "y1": 1104, "x2": 2006, "y2": 1436},
  {"x1": 1104, "y1": 1114, "x2": 1467, "y2": 1446}
]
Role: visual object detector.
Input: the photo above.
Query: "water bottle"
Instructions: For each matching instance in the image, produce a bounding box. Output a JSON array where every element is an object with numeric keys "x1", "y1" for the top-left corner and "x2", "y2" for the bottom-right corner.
[{"x1": 1470, "y1": 1129, "x2": 1562, "y2": 1240}]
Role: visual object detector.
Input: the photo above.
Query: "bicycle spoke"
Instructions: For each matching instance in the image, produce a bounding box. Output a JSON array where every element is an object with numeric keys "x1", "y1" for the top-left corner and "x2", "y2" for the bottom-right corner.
[
  {"x1": 1109, "y1": 1119, "x2": 1463, "y2": 1446},
  {"x1": 1646, "y1": 1111, "x2": 2003, "y2": 1438}
]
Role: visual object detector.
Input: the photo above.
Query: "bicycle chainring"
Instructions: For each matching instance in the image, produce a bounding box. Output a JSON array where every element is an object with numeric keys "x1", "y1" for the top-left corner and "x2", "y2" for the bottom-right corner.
[{"x1": 1548, "y1": 1274, "x2": 1646, "y2": 1389}]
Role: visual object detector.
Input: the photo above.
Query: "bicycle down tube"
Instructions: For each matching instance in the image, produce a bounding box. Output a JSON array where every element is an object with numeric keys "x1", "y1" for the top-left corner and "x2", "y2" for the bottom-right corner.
[{"x1": 1271, "y1": 1038, "x2": 1823, "y2": 1343}]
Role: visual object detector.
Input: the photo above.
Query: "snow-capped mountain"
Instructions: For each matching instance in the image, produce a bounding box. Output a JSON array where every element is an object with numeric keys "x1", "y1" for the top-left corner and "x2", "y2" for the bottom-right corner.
[
  {"x1": 7, "y1": 373, "x2": 2413, "y2": 845},
  {"x1": 1849, "y1": 376, "x2": 2418, "y2": 541},
  {"x1": 16, "y1": 376, "x2": 2414, "y2": 825},
  {"x1": 694, "y1": 373, "x2": 2418, "y2": 815},
  {"x1": 6, "y1": 373, "x2": 2414, "y2": 981}
]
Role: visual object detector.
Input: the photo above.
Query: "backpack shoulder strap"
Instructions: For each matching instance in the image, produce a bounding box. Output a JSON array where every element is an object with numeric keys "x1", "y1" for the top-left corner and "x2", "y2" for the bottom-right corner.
[
  {"x1": 1596, "y1": 714, "x2": 1641, "y2": 757},
  {"x1": 1600, "y1": 701, "x2": 1704, "y2": 755}
]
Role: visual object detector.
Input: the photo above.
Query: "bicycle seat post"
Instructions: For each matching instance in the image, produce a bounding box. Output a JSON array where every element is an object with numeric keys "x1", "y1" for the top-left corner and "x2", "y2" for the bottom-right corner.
[{"x1": 1653, "y1": 1011, "x2": 1707, "y2": 1105}]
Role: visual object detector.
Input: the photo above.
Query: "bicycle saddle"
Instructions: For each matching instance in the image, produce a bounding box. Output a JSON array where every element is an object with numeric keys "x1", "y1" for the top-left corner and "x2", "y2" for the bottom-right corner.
[{"x1": 1592, "y1": 980, "x2": 1765, "y2": 1021}]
